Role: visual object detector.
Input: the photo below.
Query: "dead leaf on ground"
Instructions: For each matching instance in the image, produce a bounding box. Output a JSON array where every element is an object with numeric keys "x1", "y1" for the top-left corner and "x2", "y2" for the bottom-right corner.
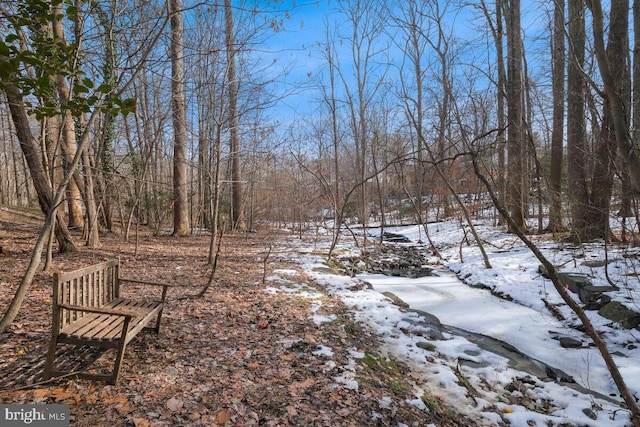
[
  {"x1": 132, "y1": 418, "x2": 151, "y2": 427},
  {"x1": 166, "y1": 396, "x2": 183, "y2": 412},
  {"x1": 214, "y1": 410, "x2": 231, "y2": 424}
]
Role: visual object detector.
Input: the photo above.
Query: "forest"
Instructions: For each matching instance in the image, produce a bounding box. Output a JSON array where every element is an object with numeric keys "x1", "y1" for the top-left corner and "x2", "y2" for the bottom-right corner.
[{"x1": 2, "y1": 0, "x2": 640, "y2": 425}]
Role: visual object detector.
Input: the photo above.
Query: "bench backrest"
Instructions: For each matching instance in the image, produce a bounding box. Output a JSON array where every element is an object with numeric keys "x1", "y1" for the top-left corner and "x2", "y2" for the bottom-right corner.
[{"x1": 52, "y1": 259, "x2": 120, "y2": 333}]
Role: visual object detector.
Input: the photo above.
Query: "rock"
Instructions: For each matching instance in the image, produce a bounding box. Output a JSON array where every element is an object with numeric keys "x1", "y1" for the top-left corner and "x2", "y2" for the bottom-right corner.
[
  {"x1": 405, "y1": 267, "x2": 433, "y2": 278},
  {"x1": 382, "y1": 292, "x2": 409, "y2": 308},
  {"x1": 556, "y1": 272, "x2": 592, "y2": 294},
  {"x1": 471, "y1": 282, "x2": 491, "y2": 290},
  {"x1": 558, "y1": 336, "x2": 583, "y2": 348},
  {"x1": 409, "y1": 309, "x2": 445, "y2": 340},
  {"x1": 375, "y1": 267, "x2": 432, "y2": 278},
  {"x1": 416, "y1": 341, "x2": 436, "y2": 351},
  {"x1": 582, "y1": 407, "x2": 598, "y2": 420},
  {"x1": 584, "y1": 294, "x2": 611, "y2": 310},
  {"x1": 545, "y1": 366, "x2": 575, "y2": 383},
  {"x1": 579, "y1": 285, "x2": 616, "y2": 305},
  {"x1": 581, "y1": 259, "x2": 613, "y2": 268},
  {"x1": 382, "y1": 232, "x2": 411, "y2": 243},
  {"x1": 598, "y1": 302, "x2": 640, "y2": 329}
]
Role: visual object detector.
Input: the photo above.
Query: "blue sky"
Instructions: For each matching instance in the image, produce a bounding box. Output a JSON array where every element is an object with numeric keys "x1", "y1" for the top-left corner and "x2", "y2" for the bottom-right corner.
[{"x1": 255, "y1": 0, "x2": 556, "y2": 131}]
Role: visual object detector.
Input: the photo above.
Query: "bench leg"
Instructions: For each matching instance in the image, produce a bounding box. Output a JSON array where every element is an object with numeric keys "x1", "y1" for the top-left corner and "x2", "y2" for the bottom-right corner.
[
  {"x1": 110, "y1": 342, "x2": 127, "y2": 385},
  {"x1": 110, "y1": 317, "x2": 132, "y2": 385},
  {"x1": 43, "y1": 336, "x2": 59, "y2": 380},
  {"x1": 153, "y1": 309, "x2": 163, "y2": 334}
]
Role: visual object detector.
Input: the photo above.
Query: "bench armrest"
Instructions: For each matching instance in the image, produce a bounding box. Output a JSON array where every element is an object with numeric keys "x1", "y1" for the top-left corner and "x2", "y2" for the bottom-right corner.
[
  {"x1": 57, "y1": 303, "x2": 138, "y2": 318},
  {"x1": 119, "y1": 278, "x2": 175, "y2": 288},
  {"x1": 119, "y1": 278, "x2": 173, "y2": 302}
]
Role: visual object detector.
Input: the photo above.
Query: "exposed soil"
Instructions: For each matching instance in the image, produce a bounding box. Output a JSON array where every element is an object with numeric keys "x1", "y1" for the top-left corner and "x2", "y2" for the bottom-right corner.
[{"x1": 0, "y1": 208, "x2": 476, "y2": 426}]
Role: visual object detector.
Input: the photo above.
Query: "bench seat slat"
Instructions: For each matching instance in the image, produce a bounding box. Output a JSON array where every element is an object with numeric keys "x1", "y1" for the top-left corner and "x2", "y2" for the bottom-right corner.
[{"x1": 59, "y1": 300, "x2": 162, "y2": 343}]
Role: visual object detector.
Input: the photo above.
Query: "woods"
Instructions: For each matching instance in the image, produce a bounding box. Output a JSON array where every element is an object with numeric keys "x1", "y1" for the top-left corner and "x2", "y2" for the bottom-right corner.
[
  {"x1": 3, "y1": 0, "x2": 640, "y2": 424},
  {"x1": 2, "y1": 0, "x2": 639, "y2": 246}
]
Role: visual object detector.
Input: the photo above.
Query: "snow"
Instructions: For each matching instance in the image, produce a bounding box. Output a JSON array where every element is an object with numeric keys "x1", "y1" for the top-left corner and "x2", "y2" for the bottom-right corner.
[{"x1": 268, "y1": 218, "x2": 640, "y2": 426}]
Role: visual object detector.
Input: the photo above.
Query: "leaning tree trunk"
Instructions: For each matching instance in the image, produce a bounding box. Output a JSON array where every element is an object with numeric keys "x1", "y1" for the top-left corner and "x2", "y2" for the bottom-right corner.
[
  {"x1": 1, "y1": 62, "x2": 76, "y2": 253},
  {"x1": 0, "y1": 97, "x2": 102, "y2": 333},
  {"x1": 471, "y1": 154, "x2": 640, "y2": 425}
]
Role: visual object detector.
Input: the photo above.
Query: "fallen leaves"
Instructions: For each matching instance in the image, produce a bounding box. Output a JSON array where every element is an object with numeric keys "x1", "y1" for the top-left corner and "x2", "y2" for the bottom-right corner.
[
  {"x1": 0, "y1": 227, "x2": 474, "y2": 426},
  {"x1": 165, "y1": 396, "x2": 183, "y2": 412},
  {"x1": 288, "y1": 377, "x2": 316, "y2": 394},
  {"x1": 214, "y1": 410, "x2": 231, "y2": 424}
]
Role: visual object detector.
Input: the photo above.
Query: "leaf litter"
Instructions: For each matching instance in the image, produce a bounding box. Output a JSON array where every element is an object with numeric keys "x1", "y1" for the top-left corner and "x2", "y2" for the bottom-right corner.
[{"x1": 0, "y1": 220, "x2": 473, "y2": 426}]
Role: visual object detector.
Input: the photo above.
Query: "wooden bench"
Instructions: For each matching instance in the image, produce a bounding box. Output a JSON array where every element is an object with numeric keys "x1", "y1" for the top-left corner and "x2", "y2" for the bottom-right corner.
[{"x1": 43, "y1": 259, "x2": 172, "y2": 385}]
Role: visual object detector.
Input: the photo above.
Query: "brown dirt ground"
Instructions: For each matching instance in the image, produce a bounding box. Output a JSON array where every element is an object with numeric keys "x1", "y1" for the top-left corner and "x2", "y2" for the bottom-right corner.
[{"x1": 0, "y1": 208, "x2": 477, "y2": 426}]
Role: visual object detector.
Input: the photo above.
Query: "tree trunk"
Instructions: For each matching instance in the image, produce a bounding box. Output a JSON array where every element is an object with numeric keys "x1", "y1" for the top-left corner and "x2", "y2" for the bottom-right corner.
[
  {"x1": 586, "y1": 0, "x2": 629, "y2": 242},
  {"x1": 471, "y1": 154, "x2": 640, "y2": 425},
  {"x1": 504, "y1": 0, "x2": 526, "y2": 231},
  {"x1": 225, "y1": 0, "x2": 245, "y2": 231},
  {"x1": 548, "y1": 0, "x2": 565, "y2": 232},
  {"x1": 1, "y1": 62, "x2": 76, "y2": 253},
  {"x1": 588, "y1": 0, "x2": 640, "y2": 197},
  {"x1": 169, "y1": 0, "x2": 190, "y2": 236},
  {"x1": 51, "y1": 5, "x2": 85, "y2": 229},
  {"x1": 567, "y1": 0, "x2": 591, "y2": 243},
  {"x1": 624, "y1": 0, "x2": 640, "y2": 219}
]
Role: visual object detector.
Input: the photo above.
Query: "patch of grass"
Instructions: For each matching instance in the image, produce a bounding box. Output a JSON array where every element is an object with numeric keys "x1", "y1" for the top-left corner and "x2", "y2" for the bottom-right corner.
[
  {"x1": 421, "y1": 394, "x2": 450, "y2": 414},
  {"x1": 390, "y1": 380, "x2": 404, "y2": 392},
  {"x1": 362, "y1": 352, "x2": 378, "y2": 369},
  {"x1": 360, "y1": 352, "x2": 402, "y2": 376},
  {"x1": 343, "y1": 321, "x2": 362, "y2": 337},
  {"x1": 325, "y1": 258, "x2": 346, "y2": 271}
]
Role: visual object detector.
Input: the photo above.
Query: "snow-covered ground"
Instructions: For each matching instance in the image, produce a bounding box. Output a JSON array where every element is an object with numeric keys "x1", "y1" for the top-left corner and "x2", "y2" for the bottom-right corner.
[{"x1": 269, "y1": 218, "x2": 640, "y2": 426}]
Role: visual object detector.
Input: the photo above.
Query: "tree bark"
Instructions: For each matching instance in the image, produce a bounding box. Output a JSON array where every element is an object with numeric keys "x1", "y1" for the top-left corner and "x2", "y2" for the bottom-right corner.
[
  {"x1": 169, "y1": 0, "x2": 190, "y2": 236},
  {"x1": 504, "y1": 0, "x2": 526, "y2": 231},
  {"x1": 51, "y1": 5, "x2": 85, "y2": 229},
  {"x1": 225, "y1": 0, "x2": 245, "y2": 231},
  {"x1": 588, "y1": 0, "x2": 640, "y2": 196},
  {"x1": 548, "y1": 0, "x2": 566, "y2": 232},
  {"x1": 1, "y1": 60, "x2": 77, "y2": 253},
  {"x1": 587, "y1": 0, "x2": 629, "y2": 242},
  {"x1": 567, "y1": 0, "x2": 591, "y2": 243}
]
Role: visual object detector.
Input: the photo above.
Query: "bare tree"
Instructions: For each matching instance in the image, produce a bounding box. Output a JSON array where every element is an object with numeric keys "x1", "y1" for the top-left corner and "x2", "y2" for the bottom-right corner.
[
  {"x1": 225, "y1": 0, "x2": 245, "y2": 231},
  {"x1": 504, "y1": 0, "x2": 526, "y2": 231},
  {"x1": 566, "y1": 0, "x2": 591, "y2": 242},
  {"x1": 169, "y1": 0, "x2": 190, "y2": 236},
  {"x1": 337, "y1": 0, "x2": 389, "y2": 242},
  {"x1": 587, "y1": 0, "x2": 640, "y2": 244},
  {"x1": 548, "y1": 0, "x2": 566, "y2": 232}
]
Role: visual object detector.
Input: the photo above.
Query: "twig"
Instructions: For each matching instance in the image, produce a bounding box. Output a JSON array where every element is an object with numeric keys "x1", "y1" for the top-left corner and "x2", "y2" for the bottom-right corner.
[
  {"x1": 542, "y1": 298, "x2": 566, "y2": 321},
  {"x1": 3, "y1": 371, "x2": 83, "y2": 392},
  {"x1": 262, "y1": 244, "x2": 272, "y2": 284},
  {"x1": 192, "y1": 228, "x2": 224, "y2": 298}
]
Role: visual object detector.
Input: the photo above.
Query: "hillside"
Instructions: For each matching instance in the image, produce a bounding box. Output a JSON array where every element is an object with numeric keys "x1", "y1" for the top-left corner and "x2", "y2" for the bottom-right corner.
[{"x1": 0, "y1": 213, "x2": 474, "y2": 426}]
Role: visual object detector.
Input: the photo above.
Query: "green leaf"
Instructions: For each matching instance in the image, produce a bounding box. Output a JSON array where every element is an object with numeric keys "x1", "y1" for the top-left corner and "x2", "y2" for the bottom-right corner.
[
  {"x1": 97, "y1": 83, "x2": 113, "y2": 93},
  {"x1": 5, "y1": 34, "x2": 20, "y2": 43}
]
